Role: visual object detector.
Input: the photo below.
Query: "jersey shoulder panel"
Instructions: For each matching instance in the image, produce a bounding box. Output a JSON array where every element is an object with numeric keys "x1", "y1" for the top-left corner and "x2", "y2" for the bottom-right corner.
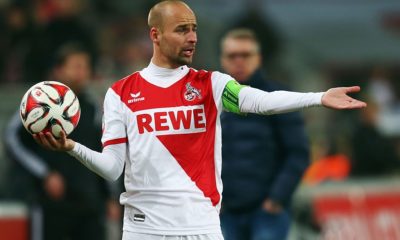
[
  {"x1": 187, "y1": 68, "x2": 211, "y2": 82},
  {"x1": 111, "y1": 72, "x2": 141, "y2": 97},
  {"x1": 208, "y1": 71, "x2": 236, "y2": 111}
]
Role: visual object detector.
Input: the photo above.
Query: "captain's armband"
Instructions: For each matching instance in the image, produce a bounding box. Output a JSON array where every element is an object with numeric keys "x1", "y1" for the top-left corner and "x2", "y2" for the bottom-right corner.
[{"x1": 222, "y1": 80, "x2": 247, "y2": 114}]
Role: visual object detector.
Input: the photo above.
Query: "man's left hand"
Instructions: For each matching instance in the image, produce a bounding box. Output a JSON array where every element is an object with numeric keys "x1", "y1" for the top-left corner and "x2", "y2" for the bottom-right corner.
[{"x1": 322, "y1": 86, "x2": 367, "y2": 110}]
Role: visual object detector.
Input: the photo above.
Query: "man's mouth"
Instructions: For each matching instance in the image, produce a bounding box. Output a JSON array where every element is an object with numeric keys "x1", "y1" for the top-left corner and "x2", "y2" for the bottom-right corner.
[{"x1": 182, "y1": 48, "x2": 195, "y2": 57}]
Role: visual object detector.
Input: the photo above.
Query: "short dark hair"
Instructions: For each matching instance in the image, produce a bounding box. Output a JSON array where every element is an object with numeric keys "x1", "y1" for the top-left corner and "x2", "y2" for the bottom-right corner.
[
  {"x1": 54, "y1": 43, "x2": 90, "y2": 67},
  {"x1": 221, "y1": 28, "x2": 261, "y2": 53}
]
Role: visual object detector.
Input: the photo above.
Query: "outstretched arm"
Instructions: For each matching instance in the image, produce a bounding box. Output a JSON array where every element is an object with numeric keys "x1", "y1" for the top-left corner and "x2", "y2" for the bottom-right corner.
[
  {"x1": 33, "y1": 131, "x2": 125, "y2": 181},
  {"x1": 222, "y1": 80, "x2": 366, "y2": 114}
]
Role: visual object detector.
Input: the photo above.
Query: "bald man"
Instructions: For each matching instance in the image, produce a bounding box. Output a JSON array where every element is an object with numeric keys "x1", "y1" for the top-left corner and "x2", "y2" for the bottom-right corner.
[{"x1": 33, "y1": 1, "x2": 366, "y2": 240}]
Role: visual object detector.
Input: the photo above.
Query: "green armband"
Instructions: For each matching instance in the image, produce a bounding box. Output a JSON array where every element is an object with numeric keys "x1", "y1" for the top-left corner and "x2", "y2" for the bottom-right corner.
[{"x1": 222, "y1": 80, "x2": 247, "y2": 114}]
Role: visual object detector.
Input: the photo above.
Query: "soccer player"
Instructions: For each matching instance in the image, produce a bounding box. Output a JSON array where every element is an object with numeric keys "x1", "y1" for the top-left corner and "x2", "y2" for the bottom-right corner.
[{"x1": 33, "y1": 1, "x2": 366, "y2": 240}]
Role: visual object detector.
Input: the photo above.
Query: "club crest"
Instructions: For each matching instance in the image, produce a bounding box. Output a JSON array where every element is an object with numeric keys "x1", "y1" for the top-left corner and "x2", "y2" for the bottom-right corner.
[{"x1": 184, "y1": 82, "x2": 202, "y2": 101}]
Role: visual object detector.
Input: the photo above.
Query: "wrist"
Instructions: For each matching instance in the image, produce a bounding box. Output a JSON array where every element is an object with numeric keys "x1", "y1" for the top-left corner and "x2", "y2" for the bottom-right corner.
[
  {"x1": 316, "y1": 92, "x2": 326, "y2": 106},
  {"x1": 66, "y1": 141, "x2": 78, "y2": 156},
  {"x1": 66, "y1": 139, "x2": 76, "y2": 151}
]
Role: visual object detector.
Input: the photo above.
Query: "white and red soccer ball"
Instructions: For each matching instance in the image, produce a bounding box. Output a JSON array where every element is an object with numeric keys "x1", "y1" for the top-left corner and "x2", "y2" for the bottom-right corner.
[{"x1": 20, "y1": 81, "x2": 80, "y2": 138}]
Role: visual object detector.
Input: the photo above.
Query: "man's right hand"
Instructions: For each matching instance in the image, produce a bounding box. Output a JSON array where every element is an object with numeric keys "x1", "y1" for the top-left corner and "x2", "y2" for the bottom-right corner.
[
  {"x1": 44, "y1": 171, "x2": 65, "y2": 200},
  {"x1": 33, "y1": 131, "x2": 75, "y2": 152},
  {"x1": 263, "y1": 199, "x2": 283, "y2": 214}
]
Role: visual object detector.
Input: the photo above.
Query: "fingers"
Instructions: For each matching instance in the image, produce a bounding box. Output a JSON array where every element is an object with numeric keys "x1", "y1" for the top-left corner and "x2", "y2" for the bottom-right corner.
[
  {"x1": 59, "y1": 130, "x2": 67, "y2": 145},
  {"x1": 343, "y1": 97, "x2": 367, "y2": 109},
  {"x1": 342, "y1": 86, "x2": 367, "y2": 109},
  {"x1": 344, "y1": 86, "x2": 361, "y2": 94},
  {"x1": 34, "y1": 132, "x2": 55, "y2": 150},
  {"x1": 45, "y1": 132, "x2": 60, "y2": 148},
  {"x1": 349, "y1": 99, "x2": 367, "y2": 109},
  {"x1": 33, "y1": 132, "x2": 66, "y2": 151},
  {"x1": 33, "y1": 134, "x2": 41, "y2": 144}
]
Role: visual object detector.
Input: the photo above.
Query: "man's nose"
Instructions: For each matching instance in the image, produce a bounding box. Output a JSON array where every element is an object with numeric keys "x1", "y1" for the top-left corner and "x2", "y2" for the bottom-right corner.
[{"x1": 187, "y1": 31, "x2": 197, "y2": 43}]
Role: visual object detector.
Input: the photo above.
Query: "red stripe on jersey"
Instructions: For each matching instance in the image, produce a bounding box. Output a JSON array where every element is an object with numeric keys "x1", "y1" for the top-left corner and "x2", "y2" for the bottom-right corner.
[
  {"x1": 111, "y1": 69, "x2": 221, "y2": 206},
  {"x1": 103, "y1": 137, "x2": 127, "y2": 147},
  {"x1": 155, "y1": 70, "x2": 220, "y2": 206}
]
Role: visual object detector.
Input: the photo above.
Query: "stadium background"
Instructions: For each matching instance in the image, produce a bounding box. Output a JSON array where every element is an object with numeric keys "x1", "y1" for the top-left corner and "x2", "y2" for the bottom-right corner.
[{"x1": 1, "y1": 0, "x2": 400, "y2": 239}]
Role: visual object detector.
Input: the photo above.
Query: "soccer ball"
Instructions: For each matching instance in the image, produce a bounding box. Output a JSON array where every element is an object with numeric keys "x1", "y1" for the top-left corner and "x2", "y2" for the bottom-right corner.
[{"x1": 20, "y1": 81, "x2": 80, "y2": 138}]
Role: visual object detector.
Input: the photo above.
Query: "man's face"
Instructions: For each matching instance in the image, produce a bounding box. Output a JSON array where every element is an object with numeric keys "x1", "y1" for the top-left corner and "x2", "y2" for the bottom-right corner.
[
  {"x1": 57, "y1": 53, "x2": 91, "y2": 93},
  {"x1": 157, "y1": 5, "x2": 197, "y2": 67},
  {"x1": 221, "y1": 38, "x2": 261, "y2": 82}
]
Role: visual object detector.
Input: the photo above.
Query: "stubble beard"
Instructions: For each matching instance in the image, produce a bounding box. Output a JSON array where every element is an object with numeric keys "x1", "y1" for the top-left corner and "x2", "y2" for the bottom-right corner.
[{"x1": 172, "y1": 53, "x2": 193, "y2": 66}]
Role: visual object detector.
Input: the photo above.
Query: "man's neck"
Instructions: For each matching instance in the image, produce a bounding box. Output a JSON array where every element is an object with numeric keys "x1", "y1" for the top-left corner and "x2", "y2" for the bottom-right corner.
[
  {"x1": 140, "y1": 61, "x2": 189, "y2": 88},
  {"x1": 149, "y1": 59, "x2": 184, "y2": 71},
  {"x1": 151, "y1": 54, "x2": 181, "y2": 69}
]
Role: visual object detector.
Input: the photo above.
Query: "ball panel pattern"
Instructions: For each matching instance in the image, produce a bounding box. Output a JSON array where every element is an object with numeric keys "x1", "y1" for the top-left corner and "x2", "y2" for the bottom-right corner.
[{"x1": 20, "y1": 81, "x2": 80, "y2": 137}]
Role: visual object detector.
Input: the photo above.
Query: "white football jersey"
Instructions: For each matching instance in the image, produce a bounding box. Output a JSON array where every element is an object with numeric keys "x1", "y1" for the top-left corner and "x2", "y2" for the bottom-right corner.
[{"x1": 101, "y1": 63, "x2": 232, "y2": 235}]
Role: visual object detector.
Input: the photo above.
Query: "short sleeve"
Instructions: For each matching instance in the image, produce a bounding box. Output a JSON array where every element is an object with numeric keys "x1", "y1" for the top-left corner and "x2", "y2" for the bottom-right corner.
[
  {"x1": 101, "y1": 88, "x2": 127, "y2": 147},
  {"x1": 211, "y1": 71, "x2": 235, "y2": 112}
]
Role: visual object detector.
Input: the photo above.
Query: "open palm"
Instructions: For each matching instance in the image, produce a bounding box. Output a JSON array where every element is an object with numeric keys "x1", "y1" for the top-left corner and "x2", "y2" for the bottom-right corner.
[{"x1": 322, "y1": 86, "x2": 367, "y2": 110}]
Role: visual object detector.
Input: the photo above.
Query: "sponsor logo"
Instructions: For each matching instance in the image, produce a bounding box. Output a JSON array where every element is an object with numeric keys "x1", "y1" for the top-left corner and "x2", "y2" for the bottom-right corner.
[
  {"x1": 128, "y1": 92, "x2": 145, "y2": 104},
  {"x1": 135, "y1": 105, "x2": 206, "y2": 135},
  {"x1": 184, "y1": 82, "x2": 202, "y2": 101},
  {"x1": 133, "y1": 214, "x2": 145, "y2": 222}
]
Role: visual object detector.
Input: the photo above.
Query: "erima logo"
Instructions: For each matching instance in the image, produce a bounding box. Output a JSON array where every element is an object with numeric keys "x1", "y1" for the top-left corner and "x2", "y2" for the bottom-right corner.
[
  {"x1": 135, "y1": 105, "x2": 206, "y2": 135},
  {"x1": 128, "y1": 92, "x2": 145, "y2": 104}
]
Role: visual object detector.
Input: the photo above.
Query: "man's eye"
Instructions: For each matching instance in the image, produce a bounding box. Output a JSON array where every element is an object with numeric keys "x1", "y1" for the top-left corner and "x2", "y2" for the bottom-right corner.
[{"x1": 176, "y1": 27, "x2": 186, "y2": 32}]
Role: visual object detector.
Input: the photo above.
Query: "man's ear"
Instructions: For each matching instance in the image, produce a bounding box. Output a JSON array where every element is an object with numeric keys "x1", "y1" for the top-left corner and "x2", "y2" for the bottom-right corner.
[{"x1": 150, "y1": 27, "x2": 160, "y2": 43}]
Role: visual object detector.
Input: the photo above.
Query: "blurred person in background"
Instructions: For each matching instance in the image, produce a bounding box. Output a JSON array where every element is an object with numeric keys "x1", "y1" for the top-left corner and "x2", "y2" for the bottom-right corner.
[
  {"x1": 224, "y1": 0, "x2": 282, "y2": 70},
  {"x1": 367, "y1": 66, "x2": 396, "y2": 110},
  {"x1": 0, "y1": 1, "x2": 36, "y2": 83},
  {"x1": 302, "y1": 137, "x2": 351, "y2": 185},
  {"x1": 4, "y1": 43, "x2": 120, "y2": 240},
  {"x1": 24, "y1": 0, "x2": 96, "y2": 83},
  {"x1": 367, "y1": 66, "x2": 400, "y2": 137},
  {"x1": 350, "y1": 96, "x2": 400, "y2": 177},
  {"x1": 219, "y1": 28, "x2": 310, "y2": 240},
  {"x1": 0, "y1": 0, "x2": 97, "y2": 83}
]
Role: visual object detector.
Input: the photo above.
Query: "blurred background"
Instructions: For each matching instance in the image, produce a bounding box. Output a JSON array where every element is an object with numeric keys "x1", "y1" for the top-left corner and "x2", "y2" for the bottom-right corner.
[{"x1": 1, "y1": 0, "x2": 400, "y2": 239}]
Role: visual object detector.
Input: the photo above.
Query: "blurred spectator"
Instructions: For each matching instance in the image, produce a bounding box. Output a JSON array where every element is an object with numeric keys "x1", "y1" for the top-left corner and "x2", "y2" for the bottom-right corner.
[
  {"x1": 368, "y1": 66, "x2": 396, "y2": 108},
  {"x1": 1, "y1": 0, "x2": 97, "y2": 83},
  {"x1": 303, "y1": 138, "x2": 351, "y2": 185},
  {"x1": 96, "y1": 16, "x2": 152, "y2": 80},
  {"x1": 220, "y1": 29, "x2": 310, "y2": 240},
  {"x1": 3, "y1": 43, "x2": 120, "y2": 240},
  {"x1": 367, "y1": 66, "x2": 400, "y2": 137},
  {"x1": 0, "y1": 1, "x2": 36, "y2": 82},
  {"x1": 222, "y1": 0, "x2": 282, "y2": 70},
  {"x1": 29, "y1": 0, "x2": 97, "y2": 82},
  {"x1": 350, "y1": 97, "x2": 400, "y2": 177}
]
